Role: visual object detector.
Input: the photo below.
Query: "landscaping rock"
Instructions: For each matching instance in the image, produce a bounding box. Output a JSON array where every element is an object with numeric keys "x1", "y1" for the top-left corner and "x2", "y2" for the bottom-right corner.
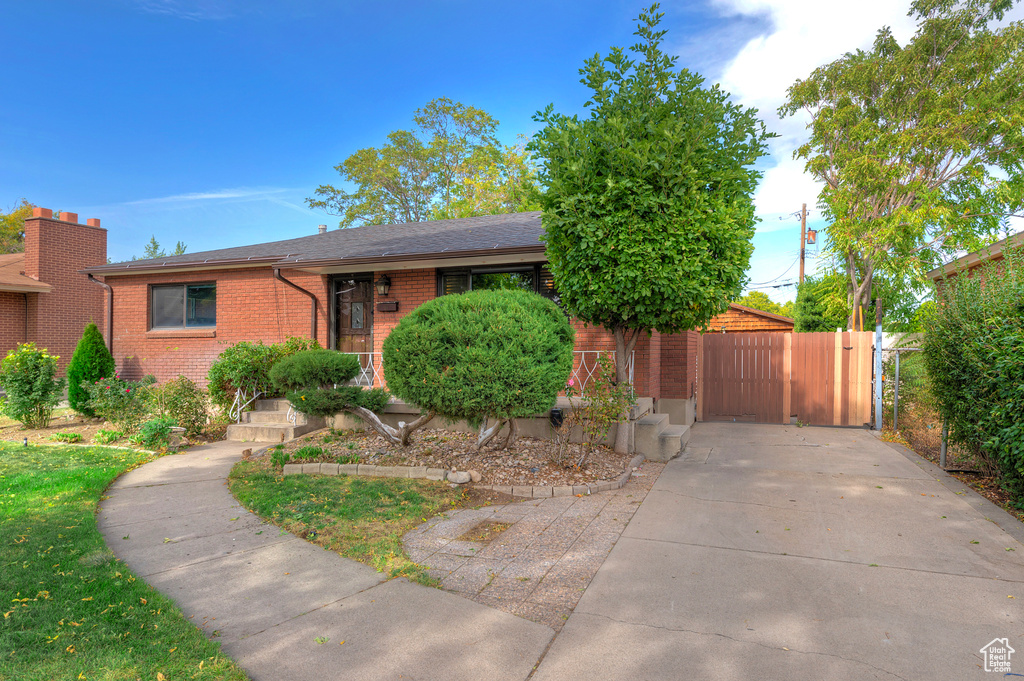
[
  {"x1": 468, "y1": 469, "x2": 482, "y2": 483},
  {"x1": 448, "y1": 471, "x2": 471, "y2": 484}
]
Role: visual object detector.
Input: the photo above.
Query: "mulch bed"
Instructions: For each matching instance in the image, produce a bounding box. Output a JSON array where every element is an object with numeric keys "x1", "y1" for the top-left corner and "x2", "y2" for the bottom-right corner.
[{"x1": 273, "y1": 427, "x2": 634, "y2": 487}]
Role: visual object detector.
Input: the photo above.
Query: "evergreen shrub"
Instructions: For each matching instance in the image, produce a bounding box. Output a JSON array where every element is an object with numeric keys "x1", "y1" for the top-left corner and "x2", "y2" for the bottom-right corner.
[{"x1": 66, "y1": 322, "x2": 116, "y2": 416}]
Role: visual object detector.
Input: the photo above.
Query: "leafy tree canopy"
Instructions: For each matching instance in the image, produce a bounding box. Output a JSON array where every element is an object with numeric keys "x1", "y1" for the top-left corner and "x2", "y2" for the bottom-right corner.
[
  {"x1": 1, "y1": 199, "x2": 34, "y2": 254},
  {"x1": 529, "y1": 4, "x2": 772, "y2": 451},
  {"x1": 307, "y1": 98, "x2": 539, "y2": 228},
  {"x1": 735, "y1": 291, "x2": 794, "y2": 318},
  {"x1": 781, "y1": 0, "x2": 1024, "y2": 329},
  {"x1": 794, "y1": 271, "x2": 930, "y2": 332}
]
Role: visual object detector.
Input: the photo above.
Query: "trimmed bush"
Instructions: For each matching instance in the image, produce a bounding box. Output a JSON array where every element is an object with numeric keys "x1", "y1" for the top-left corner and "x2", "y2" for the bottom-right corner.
[
  {"x1": 66, "y1": 322, "x2": 116, "y2": 417},
  {"x1": 924, "y1": 247, "x2": 1024, "y2": 498},
  {"x1": 207, "y1": 337, "x2": 320, "y2": 415},
  {"x1": 131, "y1": 417, "x2": 177, "y2": 450},
  {"x1": 151, "y1": 376, "x2": 208, "y2": 437},
  {"x1": 382, "y1": 289, "x2": 575, "y2": 448},
  {"x1": 270, "y1": 350, "x2": 360, "y2": 392},
  {"x1": 0, "y1": 343, "x2": 65, "y2": 428}
]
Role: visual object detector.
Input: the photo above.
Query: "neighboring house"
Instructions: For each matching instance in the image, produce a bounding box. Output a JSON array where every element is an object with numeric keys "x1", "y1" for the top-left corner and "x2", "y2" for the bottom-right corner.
[
  {"x1": 82, "y1": 211, "x2": 700, "y2": 425},
  {"x1": 926, "y1": 229, "x2": 1024, "y2": 285},
  {"x1": 0, "y1": 209, "x2": 106, "y2": 372},
  {"x1": 707, "y1": 303, "x2": 794, "y2": 333}
]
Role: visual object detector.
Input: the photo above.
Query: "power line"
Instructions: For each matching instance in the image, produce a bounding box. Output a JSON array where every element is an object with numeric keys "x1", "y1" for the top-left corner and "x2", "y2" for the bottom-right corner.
[{"x1": 749, "y1": 256, "x2": 799, "y2": 286}]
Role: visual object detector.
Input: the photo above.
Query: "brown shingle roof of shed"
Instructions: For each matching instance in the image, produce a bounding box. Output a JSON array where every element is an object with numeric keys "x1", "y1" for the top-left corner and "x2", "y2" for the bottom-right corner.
[
  {"x1": 0, "y1": 253, "x2": 52, "y2": 293},
  {"x1": 84, "y1": 212, "x2": 545, "y2": 275}
]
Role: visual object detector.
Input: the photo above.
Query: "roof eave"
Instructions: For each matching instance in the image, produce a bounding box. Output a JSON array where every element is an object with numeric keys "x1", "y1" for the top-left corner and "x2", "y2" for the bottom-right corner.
[{"x1": 275, "y1": 244, "x2": 547, "y2": 269}]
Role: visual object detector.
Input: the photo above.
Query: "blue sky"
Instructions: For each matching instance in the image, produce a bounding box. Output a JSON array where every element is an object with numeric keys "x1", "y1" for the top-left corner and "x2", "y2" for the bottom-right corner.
[{"x1": 2, "y1": 0, "x2": 930, "y2": 302}]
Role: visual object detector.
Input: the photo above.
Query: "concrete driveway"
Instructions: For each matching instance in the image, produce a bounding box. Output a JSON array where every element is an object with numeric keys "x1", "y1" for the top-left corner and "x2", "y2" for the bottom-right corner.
[{"x1": 532, "y1": 422, "x2": 1024, "y2": 680}]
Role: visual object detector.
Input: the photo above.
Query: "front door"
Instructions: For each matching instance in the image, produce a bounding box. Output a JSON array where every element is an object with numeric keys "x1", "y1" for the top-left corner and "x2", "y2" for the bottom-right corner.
[{"x1": 334, "y1": 275, "x2": 373, "y2": 354}]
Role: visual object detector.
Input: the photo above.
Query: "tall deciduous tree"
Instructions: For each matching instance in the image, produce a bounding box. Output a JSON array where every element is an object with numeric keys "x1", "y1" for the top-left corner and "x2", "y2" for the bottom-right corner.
[
  {"x1": 1, "y1": 199, "x2": 34, "y2": 254},
  {"x1": 530, "y1": 4, "x2": 772, "y2": 452},
  {"x1": 307, "y1": 98, "x2": 538, "y2": 228},
  {"x1": 735, "y1": 291, "x2": 794, "y2": 318},
  {"x1": 781, "y1": 0, "x2": 1024, "y2": 330}
]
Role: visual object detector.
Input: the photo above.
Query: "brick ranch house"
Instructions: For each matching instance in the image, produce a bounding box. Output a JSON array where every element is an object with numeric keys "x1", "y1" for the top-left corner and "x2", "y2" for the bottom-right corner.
[
  {"x1": 1, "y1": 209, "x2": 106, "y2": 372},
  {"x1": 83, "y1": 211, "x2": 700, "y2": 427}
]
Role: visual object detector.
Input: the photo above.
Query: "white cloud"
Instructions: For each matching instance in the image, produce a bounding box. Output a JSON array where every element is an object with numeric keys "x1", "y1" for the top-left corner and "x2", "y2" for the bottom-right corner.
[
  {"x1": 703, "y1": 0, "x2": 919, "y2": 229},
  {"x1": 121, "y1": 187, "x2": 290, "y2": 206}
]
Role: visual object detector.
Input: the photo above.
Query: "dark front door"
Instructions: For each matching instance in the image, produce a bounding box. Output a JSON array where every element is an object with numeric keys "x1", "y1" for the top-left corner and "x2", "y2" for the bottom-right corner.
[{"x1": 334, "y1": 275, "x2": 373, "y2": 354}]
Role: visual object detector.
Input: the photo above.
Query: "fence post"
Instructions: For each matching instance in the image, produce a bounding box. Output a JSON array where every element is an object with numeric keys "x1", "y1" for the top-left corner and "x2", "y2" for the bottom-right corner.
[
  {"x1": 893, "y1": 351, "x2": 901, "y2": 431},
  {"x1": 874, "y1": 299, "x2": 883, "y2": 431},
  {"x1": 940, "y1": 420, "x2": 948, "y2": 469}
]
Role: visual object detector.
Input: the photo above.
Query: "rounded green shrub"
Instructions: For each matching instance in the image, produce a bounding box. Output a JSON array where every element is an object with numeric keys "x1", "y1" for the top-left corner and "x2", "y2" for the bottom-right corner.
[
  {"x1": 0, "y1": 343, "x2": 65, "y2": 428},
  {"x1": 66, "y1": 322, "x2": 116, "y2": 417},
  {"x1": 270, "y1": 350, "x2": 360, "y2": 392},
  {"x1": 206, "y1": 337, "x2": 320, "y2": 414},
  {"x1": 382, "y1": 289, "x2": 575, "y2": 424}
]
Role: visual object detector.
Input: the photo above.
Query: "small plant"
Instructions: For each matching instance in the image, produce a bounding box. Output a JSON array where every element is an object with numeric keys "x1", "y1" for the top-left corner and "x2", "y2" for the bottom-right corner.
[
  {"x1": 94, "y1": 429, "x2": 124, "y2": 444},
  {"x1": 0, "y1": 343, "x2": 66, "y2": 428},
  {"x1": 293, "y1": 445, "x2": 324, "y2": 461},
  {"x1": 66, "y1": 322, "x2": 116, "y2": 417},
  {"x1": 270, "y1": 446, "x2": 290, "y2": 469},
  {"x1": 48, "y1": 431, "x2": 83, "y2": 443},
  {"x1": 151, "y1": 375, "x2": 209, "y2": 436},
  {"x1": 336, "y1": 452, "x2": 359, "y2": 465},
  {"x1": 130, "y1": 417, "x2": 177, "y2": 450},
  {"x1": 552, "y1": 354, "x2": 635, "y2": 469},
  {"x1": 86, "y1": 377, "x2": 154, "y2": 434}
]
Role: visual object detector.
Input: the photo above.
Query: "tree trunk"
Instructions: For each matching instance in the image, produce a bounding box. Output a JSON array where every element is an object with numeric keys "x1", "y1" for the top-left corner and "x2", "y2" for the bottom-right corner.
[
  {"x1": 345, "y1": 406, "x2": 434, "y2": 447},
  {"x1": 612, "y1": 325, "x2": 641, "y2": 454},
  {"x1": 476, "y1": 417, "x2": 506, "y2": 450}
]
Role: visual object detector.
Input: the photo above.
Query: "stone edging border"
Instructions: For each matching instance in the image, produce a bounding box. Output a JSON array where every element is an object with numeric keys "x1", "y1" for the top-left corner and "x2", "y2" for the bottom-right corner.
[{"x1": 280, "y1": 454, "x2": 647, "y2": 500}]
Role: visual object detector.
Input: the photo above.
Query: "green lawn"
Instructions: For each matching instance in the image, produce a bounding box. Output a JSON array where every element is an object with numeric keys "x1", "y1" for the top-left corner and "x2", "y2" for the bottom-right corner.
[
  {"x1": 229, "y1": 459, "x2": 466, "y2": 585},
  {"x1": 0, "y1": 443, "x2": 248, "y2": 681}
]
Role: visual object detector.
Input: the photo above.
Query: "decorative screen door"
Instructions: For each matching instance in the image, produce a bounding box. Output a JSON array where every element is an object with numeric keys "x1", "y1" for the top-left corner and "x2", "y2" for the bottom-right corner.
[{"x1": 334, "y1": 275, "x2": 373, "y2": 353}]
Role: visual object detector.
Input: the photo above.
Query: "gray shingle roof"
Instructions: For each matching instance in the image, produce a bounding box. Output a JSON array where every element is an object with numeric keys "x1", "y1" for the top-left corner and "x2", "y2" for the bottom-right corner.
[{"x1": 86, "y1": 212, "x2": 545, "y2": 274}]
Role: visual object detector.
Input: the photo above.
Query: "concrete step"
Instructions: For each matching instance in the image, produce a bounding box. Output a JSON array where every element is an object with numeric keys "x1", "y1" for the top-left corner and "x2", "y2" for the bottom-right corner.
[
  {"x1": 225, "y1": 419, "x2": 324, "y2": 443},
  {"x1": 654, "y1": 424, "x2": 691, "y2": 462},
  {"x1": 242, "y1": 409, "x2": 312, "y2": 425},
  {"x1": 255, "y1": 398, "x2": 291, "y2": 411},
  {"x1": 633, "y1": 413, "x2": 670, "y2": 460}
]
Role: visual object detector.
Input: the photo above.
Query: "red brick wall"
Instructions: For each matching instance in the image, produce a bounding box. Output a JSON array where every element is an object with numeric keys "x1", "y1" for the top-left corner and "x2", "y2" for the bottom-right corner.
[
  {"x1": 104, "y1": 267, "x2": 329, "y2": 385},
  {"x1": 0, "y1": 292, "x2": 28, "y2": 354},
  {"x1": 660, "y1": 330, "x2": 698, "y2": 399},
  {"x1": 105, "y1": 263, "x2": 679, "y2": 399},
  {"x1": 371, "y1": 269, "x2": 437, "y2": 386},
  {"x1": 21, "y1": 214, "x2": 106, "y2": 372}
]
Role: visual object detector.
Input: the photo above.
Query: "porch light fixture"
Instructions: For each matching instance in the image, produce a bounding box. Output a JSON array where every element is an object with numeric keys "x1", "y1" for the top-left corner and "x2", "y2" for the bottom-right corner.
[{"x1": 375, "y1": 273, "x2": 392, "y2": 297}]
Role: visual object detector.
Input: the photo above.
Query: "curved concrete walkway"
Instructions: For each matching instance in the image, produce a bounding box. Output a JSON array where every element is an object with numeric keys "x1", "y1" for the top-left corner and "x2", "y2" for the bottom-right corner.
[{"x1": 98, "y1": 441, "x2": 552, "y2": 681}]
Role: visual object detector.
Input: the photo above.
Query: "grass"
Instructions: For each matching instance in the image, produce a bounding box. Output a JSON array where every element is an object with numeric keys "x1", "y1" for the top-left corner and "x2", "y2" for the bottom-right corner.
[
  {"x1": 0, "y1": 442, "x2": 247, "y2": 681},
  {"x1": 228, "y1": 458, "x2": 466, "y2": 585}
]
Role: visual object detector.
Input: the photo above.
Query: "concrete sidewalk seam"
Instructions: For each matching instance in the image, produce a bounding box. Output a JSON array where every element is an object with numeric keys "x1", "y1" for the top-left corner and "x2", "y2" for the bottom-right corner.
[
  {"x1": 570, "y1": 611, "x2": 910, "y2": 681},
  {"x1": 112, "y1": 476, "x2": 232, "y2": 489},
  {"x1": 99, "y1": 505, "x2": 244, "y2": 528},
  {"x1": 646, "y1": 487, "x2": 844, "y2": 515},
  {"x1": 133, "y1": 536, "x2": 305, "y2": 578},
  {"x1": 625, "y1": 535, "x2": 1024, "y2": 583}
]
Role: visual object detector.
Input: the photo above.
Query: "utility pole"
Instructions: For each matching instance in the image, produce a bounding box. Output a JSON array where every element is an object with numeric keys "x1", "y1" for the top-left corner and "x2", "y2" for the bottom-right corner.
[{"x1": 799, "y1": 203, "x2": 807, "y2": 284}]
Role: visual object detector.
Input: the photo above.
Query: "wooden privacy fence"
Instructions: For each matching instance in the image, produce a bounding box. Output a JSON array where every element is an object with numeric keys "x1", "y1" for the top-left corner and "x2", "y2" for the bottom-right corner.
[{"x1": 697, "y1": 331, "x2": 873, "y2": 426}]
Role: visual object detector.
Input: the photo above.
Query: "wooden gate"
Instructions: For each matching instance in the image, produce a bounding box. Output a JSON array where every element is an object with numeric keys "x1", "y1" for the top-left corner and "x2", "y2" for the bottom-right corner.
[{"x1": 697, "y1": 331, "x2": 873, "y2": 426}]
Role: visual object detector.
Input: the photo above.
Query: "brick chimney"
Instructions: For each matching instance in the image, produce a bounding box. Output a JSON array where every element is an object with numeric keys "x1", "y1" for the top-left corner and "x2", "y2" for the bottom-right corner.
[{"x1": 21, "y1": 208, "x2": 108, "y2": 372}]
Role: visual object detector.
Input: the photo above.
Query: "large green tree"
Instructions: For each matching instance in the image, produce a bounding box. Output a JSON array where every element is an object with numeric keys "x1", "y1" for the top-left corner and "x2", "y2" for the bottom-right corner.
[
  {"x1": 530, "y1": 4, "x2": 772, "y2": 451},
  {"x1": 735, "y1": 291, "x2": 794, "y2": 318},
  {"x1": 307, "y1": 98, "x2": 539, "y2": 228},
  {"x1": 781, "y1": 0, "x2": 1024, "y2": 330},
  {"x1": 1, "y1": 199, "x2": 34, "y2": 254}
]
